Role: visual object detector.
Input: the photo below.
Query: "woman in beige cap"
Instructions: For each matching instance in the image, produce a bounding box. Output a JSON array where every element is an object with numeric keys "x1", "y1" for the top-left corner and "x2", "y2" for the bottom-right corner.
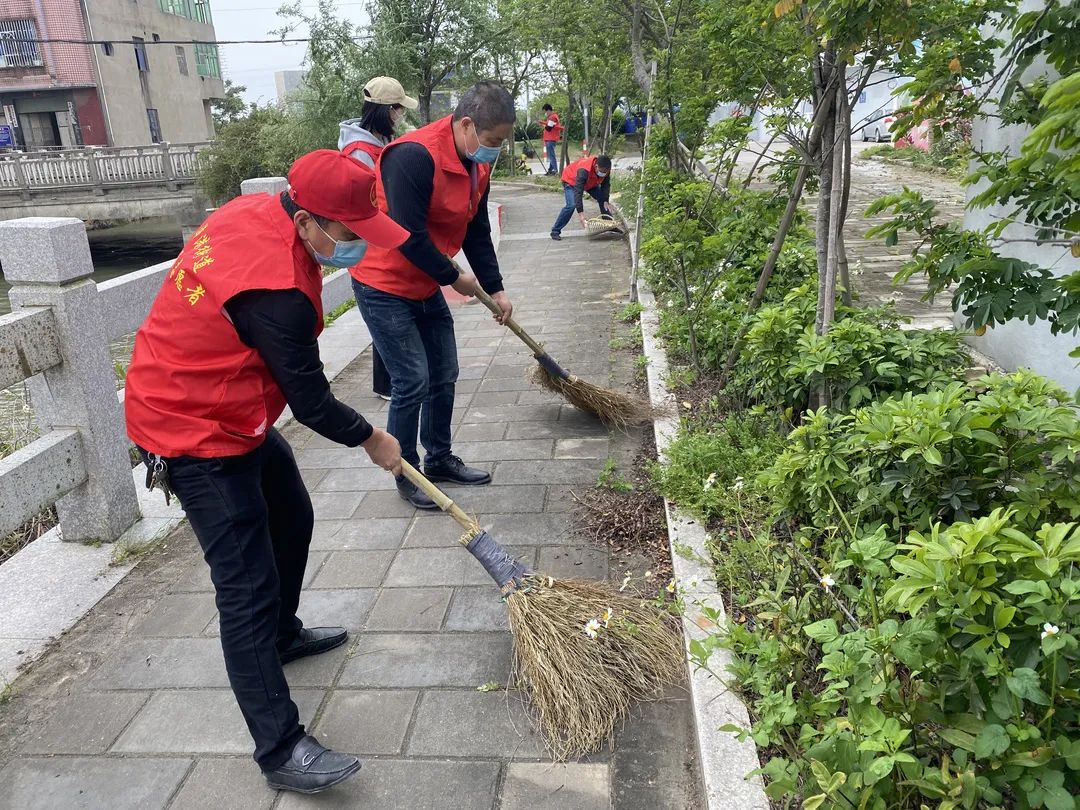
[{"x1": 338, "y1": 76, "x2": 419, "y2": 400}]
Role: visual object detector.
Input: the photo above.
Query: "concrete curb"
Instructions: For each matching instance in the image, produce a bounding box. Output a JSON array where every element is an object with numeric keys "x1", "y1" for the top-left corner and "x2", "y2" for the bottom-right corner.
[{"x1": 638, "y1": 280, "x2": 770, "y2": 808}]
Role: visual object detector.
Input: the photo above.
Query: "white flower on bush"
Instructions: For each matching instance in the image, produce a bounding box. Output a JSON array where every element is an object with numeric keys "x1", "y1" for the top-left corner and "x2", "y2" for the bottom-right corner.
[
  {"x1": 703, "y1": 472, "x2": 717, "y2": 491},
  {"x1": 733, "y1": 477, "x2": 745, "y2": 491},
  {"x1": 820, "y1": 574, "x2": 835, "y2": 590},
  {"x1": 584, "y1": 618, "x2": 602, "y2": 639},
  {"x1": 1041, "y1": 623, "x2": 1060, "y2": 640}
]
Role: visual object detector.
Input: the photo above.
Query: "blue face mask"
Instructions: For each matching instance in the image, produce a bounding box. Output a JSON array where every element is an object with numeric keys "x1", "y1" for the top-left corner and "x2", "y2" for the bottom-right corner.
[
  {"x1": 312, "y1": 222, "x2": 368, "y2": 268},
  {"x1": 465, "y1": 125, "x2": 503, "y2": 164}
]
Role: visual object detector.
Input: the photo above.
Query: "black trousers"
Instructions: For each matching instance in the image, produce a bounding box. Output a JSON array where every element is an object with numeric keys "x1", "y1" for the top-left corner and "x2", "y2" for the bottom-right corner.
[
  {"x1": 140, "y1": 428, "x2": 313, "y2": 770},
  {"x1": 372, "y1": 344, "x2": 391, "y2": 397}
]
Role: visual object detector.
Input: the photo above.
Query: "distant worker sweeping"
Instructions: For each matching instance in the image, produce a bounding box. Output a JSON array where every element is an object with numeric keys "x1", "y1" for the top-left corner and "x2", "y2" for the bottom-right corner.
[
  {"x1": 124, "y1": 150, "x2": 408, "y2": 796},
  {"x1": 550, "y1": 154, "x2": 612, "y2": 241}
]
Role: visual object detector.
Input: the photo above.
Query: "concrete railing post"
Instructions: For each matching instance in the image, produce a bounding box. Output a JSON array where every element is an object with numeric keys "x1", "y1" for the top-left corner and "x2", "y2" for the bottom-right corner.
[
  {"x1": 161, "y1": 142, "x2": 178, "y2": 190},
  {"x1": 240, "y1": 177, "x2": 288, "y2": 196},
  {"x1": 11, "y1": 153, "x2": 31, "y2": 200},
  {"x1": 0, "y1": 218, "x2": 141, "y2": 543},
  {"x1": 86, "y1": 148, "x2": 105, "y2": 196}
]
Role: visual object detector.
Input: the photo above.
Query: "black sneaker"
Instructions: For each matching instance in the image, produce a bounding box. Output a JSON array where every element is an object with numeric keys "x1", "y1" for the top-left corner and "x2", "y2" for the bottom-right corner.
[
  {"x1": 396, "y1": 475, "x2": 439, "y2": 510},
  {"x1": 424, "y1": 455, "x2": 492, "y2": 486},
  {"x1": 264, "y1": 735, "x2": 360, "y2": 794},
  {"x1": 550, "y1": 232, "x2": 562, "y2": 241}
]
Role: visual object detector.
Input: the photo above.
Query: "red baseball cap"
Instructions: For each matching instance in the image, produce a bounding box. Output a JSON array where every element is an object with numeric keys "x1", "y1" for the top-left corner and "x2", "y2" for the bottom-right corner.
[{"x1": 286, "y1": 150, "x2": 408, "y2": 249}]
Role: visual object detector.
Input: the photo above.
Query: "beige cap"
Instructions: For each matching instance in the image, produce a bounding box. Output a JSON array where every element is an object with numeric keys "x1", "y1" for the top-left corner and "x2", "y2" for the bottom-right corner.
[{"x1": 363, "y1": 76, "x2": 419, "y2": 110}]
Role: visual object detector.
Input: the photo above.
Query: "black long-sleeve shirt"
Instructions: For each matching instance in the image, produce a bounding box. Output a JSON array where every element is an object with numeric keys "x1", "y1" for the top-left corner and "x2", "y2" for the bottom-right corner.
[
  {"x1": 225, "y1": 289, "x2": 374, "y2": 447},
  {"x1": 379, "y1": 142, "x2": 504, "y2": 294},
  {"x1": 571, "y1": 169, "x2": 610, "y2": 213}
]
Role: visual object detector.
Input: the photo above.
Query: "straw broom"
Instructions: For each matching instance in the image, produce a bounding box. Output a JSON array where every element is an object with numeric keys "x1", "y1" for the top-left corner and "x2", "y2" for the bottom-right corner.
[
  {"x1": 453, "y1": 262, "x2": 654, "y2": 429},
  {"x1": 399, "y1": 460, "x2": 684, "y2": 760}
]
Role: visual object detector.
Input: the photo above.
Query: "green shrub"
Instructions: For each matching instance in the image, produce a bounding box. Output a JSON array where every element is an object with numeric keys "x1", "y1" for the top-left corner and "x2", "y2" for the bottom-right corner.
[
  {"x1": 640, "y1": 168, "x2": 816, "y2": 369},
  {"x1": 651, "y1": 412, "x2": 784, "y2": 526},
  {"x1": 763, "y1": 370, "x2": 1080, "y2": 538},
  {"x1": 737, "y1": 281, "x2": 969, "y2": 414},
  {"x1": 722, "y1": 509, "x2": 1080, "y2": 809}
]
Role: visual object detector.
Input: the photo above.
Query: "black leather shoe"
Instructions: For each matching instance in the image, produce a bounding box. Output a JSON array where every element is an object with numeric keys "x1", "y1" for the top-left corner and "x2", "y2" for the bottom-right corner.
[
  {"x1": 396, "y1": 475, "x2": 439, "y2": 510},
  {"x1": 264, "y1": 734, "x2": 361, "y2": 794},
  {"x1": 550, "y1": 232, "x2": 562, "y2": 241},
  {"x1": 279, "y1": 627, "x2": 348, "y2": 665},
  {"x1": 424, "y1": 455, "x2": 492, "y2": 486}
]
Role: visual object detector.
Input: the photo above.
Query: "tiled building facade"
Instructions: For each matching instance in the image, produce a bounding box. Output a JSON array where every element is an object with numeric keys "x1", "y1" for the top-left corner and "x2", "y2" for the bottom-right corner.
[{"x1": 0, "y1": 0, "x2": 224, "y2": 149}]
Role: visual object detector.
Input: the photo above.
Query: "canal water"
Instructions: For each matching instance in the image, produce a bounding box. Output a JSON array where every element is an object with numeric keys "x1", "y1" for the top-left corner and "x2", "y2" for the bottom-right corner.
[{"x1": 0, "y1": 217, "x2": 184, "y2": 315}]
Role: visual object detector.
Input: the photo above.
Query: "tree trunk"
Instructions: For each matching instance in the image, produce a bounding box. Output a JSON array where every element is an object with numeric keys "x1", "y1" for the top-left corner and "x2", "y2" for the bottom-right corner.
[
  {"x1": 837, "y1": 90, "x2": 854, "y2": 307},
  {"x1": 813, "y1": 111, "x2": 834, "y2": 336},
  {"x1": 820, "y1": 75, "x2": 846, "y2": 336},
  {"x1": 561, "y1": 76, "x2": 573, "y2": 171},
  {"x1": 419, "y1": 91, "x2": 432, "y2": 125},
  {"x1": 629, "y1": 0, "x2": 655, "y2": 98},
  {"x1": 598, "y1": 84, "x2": 614, "y2": 153},
  {"x1": 719, "y1": 162, "x2": 810, "y2": 384},
  {"x1": 676, "y1": 254, "x2": 701, "y2": 371}
]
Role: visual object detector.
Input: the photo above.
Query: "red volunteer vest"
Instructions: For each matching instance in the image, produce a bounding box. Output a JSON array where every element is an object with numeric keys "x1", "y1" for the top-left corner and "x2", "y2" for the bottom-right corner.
[
  {"x1": 543, "y1": 112, "x2": 562, "y2": 142},
  {"x1": 353, "y1": 115, "x2": 490, "y2": 300},
  {"x1": 342, "y1": 139, "x2": 382, "y2": 169},
  {"x1": 562, "y1": 156, "x2": 604, "y2": 191},
  {"x1": 125, "y1": 194, "x2": 325, "y2": 458}
]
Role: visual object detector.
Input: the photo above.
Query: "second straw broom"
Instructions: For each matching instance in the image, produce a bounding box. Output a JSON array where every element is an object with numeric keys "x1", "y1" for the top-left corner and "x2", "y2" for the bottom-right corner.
[
  {"x1": 398, "y1": 460, "x2": 683, "y2": 760},
  {"x1": 453, "y1": 261, "x2": 654, "y2": 429}
]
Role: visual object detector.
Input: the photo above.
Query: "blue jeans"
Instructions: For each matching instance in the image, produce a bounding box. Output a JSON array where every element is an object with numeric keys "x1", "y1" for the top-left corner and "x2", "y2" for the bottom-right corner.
[
  {"x1": 545, "y1": 141, "x2": 557, "y2": 173},
  {"x1": 551, "y1": 183, "x2": 609, "y2": 236},
  {"x1": 353, "y1": 280, "x2": 458, "y2": 467}
]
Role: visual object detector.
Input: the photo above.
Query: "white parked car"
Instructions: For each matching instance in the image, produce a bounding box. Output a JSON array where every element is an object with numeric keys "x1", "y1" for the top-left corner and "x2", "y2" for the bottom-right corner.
[{"x1": 860, "y1": 105, "x2": 897, "y2": 142}]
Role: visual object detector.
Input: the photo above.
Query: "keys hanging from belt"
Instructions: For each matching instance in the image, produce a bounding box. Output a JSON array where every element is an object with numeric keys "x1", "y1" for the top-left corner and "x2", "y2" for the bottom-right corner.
[{"x1": 145, "y1": 454, "x2": 174, "y2": 505}]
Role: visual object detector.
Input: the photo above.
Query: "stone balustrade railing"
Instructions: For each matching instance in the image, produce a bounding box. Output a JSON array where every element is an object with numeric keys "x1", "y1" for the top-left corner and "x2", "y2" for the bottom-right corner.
[
  {"x1": 0, "y1": 176, "x2": 358, "y2": 545},
  {"x1": 0, "y1": 142, "x2": 211, "y2": 199}
]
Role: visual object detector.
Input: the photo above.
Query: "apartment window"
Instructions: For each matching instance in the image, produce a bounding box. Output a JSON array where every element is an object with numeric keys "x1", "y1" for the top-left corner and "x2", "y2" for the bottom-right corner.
[
  {"x1": 147, "y1": 108, "x2": 162, "y2": 143},
  {"x1": 133, "y1": 37, "x2": 149, "y2": 71},
  {"x1": 159, "y1": 0, "x2": 212, "y2": 25},
  {"x1": 194, "y1": 43, "x2": 220, "y2": 79},
  {"x1": 0, "y1": 20, "x2": 44, "y2": 69},
  {"x1": 175, "y1": 46, "x2": 188, "y2": 76}
]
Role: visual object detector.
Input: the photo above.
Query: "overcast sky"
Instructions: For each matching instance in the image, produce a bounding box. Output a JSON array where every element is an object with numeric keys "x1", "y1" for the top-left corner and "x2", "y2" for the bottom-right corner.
[{"x1": 211, "y1": 0, "x2": 368, "y2": 105}]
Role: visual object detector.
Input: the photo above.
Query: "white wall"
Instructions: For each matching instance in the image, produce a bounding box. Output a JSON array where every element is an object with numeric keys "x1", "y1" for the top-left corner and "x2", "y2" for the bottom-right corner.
[{"x1": 961, "y1": 0, "x2": 1079, "y2": 391}]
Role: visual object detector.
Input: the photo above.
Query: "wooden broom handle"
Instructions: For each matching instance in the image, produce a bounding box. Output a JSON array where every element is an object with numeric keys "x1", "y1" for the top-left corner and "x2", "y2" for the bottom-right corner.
[
  {"x1": 450, "y1": 260, "x2": 546, "y2": 356},
  {"x1": 398, "y1": 460, "x2": 476, "y2": 531}
]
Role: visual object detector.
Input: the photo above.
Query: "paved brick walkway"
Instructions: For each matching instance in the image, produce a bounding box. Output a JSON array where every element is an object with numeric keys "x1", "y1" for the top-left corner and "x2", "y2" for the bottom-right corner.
[{"x1": 0, "y1": 186, "x2": 700, "y2": 809}]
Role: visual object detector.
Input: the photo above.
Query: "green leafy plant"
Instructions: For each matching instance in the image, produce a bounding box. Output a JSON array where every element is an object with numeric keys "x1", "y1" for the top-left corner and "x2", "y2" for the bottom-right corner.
[
  {"x1": 737, "y1": 281, "x2": 968, "y2": 415},
  {"x1": 597, "y1": 458, "x2": 634, "y2": 493},
  {"x1": 651, "y1": 412, "x2": 783, "y2": 526},
  {"x1": 764, "y1": 370, "x2": 1080, "y2": 538}
]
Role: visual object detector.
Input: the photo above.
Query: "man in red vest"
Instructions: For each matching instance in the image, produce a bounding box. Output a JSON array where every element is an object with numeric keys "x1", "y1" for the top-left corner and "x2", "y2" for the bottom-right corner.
[
  {"x1": 538, "y1": 103, "x2": 562, "y2": 175},
  {"x1": 550, "y1": 154, "x2": 613, "y2": 240},
  {"x1": 125, "y1": 150, "x2": 408, "y2": 795},
  {"x1": 351, "y1": 81, "x2": 515, "y2": 509}
]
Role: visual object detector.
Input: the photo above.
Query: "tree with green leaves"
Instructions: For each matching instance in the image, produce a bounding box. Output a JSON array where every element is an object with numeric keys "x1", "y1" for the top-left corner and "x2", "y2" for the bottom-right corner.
[{"x1": 211, "y1": 80, "x2": 251, "y2": 131}]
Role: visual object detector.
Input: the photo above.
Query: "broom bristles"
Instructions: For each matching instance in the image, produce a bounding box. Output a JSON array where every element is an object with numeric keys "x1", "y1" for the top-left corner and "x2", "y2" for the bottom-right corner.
[
  {"x1": 506, "y1": 575, "x2": 684, "y2": 760},
  {"x1": 531, "y1": 366, "x2": 655, "y2": 430}
]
